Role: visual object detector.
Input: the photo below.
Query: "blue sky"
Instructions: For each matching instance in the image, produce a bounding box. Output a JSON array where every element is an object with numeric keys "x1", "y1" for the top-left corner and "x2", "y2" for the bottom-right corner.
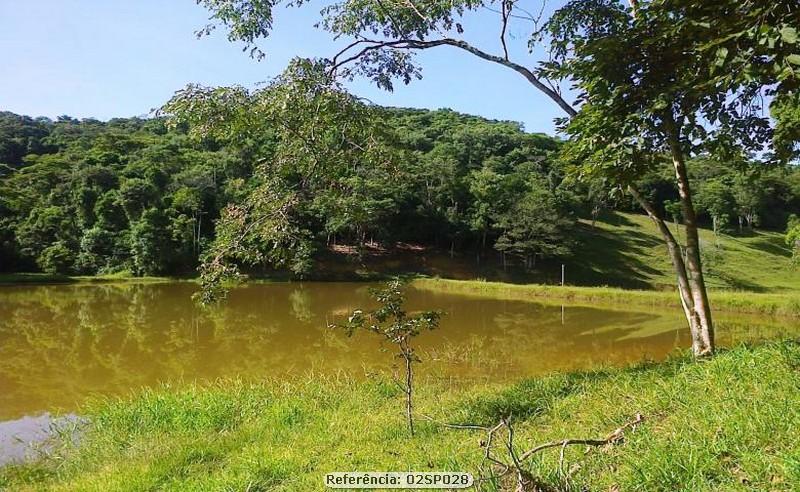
[{"x1": 0, "y1": 0, "x2": 571, "y2": 134}]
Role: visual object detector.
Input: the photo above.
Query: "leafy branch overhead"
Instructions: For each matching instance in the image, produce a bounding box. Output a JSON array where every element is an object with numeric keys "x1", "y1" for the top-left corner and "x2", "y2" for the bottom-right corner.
[
  {"x1": 162, "y1": 59, "x2": 405, "y2": 301},
  {"x1": 194, "y1": 0, "x2": 574, "y2": 111},
  {"x1": 192, "y1": 0, "x2": 799, "y2": 172}
]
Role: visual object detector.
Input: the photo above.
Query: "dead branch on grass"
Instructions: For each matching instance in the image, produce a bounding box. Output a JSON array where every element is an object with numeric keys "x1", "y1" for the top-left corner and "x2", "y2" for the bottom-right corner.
[{"x1": 423, "y1": 412, "x2": 645, "y2": 491}]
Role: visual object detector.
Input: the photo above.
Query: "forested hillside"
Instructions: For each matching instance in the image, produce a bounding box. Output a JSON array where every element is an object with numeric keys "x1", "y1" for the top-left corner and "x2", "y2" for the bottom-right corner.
[{"x1": 1, "y1": 108, "x2": 799, "y2": 283}]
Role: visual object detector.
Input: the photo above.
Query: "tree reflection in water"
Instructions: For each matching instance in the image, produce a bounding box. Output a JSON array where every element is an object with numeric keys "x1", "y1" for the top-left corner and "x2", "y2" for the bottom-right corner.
[{"x1": 0, "y1": 282, "x2": 796, "y2": 420}]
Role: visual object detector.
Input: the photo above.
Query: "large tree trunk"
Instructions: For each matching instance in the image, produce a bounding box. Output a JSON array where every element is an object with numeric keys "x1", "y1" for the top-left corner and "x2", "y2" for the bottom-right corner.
[
  {"x1": 629, "y1": 186, "x2": 713, "y2": 356},
  {"x1": 628, "y1": 0, "x2": 711, "y2": 356},
  {"x1": 664, "y1": 121, "x2": 714, "y2": 355}
]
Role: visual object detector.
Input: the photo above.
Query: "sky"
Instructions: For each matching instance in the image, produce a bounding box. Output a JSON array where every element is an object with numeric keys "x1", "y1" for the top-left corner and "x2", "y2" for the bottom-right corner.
[{"x1": 0, "y1": 0, "x2": 571, "y2": 134}]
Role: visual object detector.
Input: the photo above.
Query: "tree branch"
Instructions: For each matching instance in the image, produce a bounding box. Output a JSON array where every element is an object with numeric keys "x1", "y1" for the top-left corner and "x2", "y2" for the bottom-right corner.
[
  {"x1": 329, "y1": 37, "x2": 578, "y2": 117},
  {"x1": 374, "y1": 0, "x2": 404, "y2": 36},
  {"x1": 517, "y1": 412, "x2": 644, "y2": 461},
  {"x1": 500, "y1": 0, "x2": 511, "y2": 61}
]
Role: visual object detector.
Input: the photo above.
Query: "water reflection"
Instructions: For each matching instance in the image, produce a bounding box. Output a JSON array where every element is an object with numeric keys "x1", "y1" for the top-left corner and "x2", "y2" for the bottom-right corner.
[
  {"x1": 0, "y1": 413, "x2": 82, "y2": 466},
  {"x1": 0, "y1": 282, "x2": 797, "y2": 420}
]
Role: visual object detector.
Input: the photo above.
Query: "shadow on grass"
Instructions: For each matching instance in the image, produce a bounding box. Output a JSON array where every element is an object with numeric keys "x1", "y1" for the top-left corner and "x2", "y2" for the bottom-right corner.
[
  {"x1": 449, "y1": 353, "x2": 692, "y2": 427},
  {"x1": 709, "y1": 271, "x2": 768, "y2": 292},
  {"x1": 746, "y1": 234, "x2": 793, "y2": 258},
  {"x1": 448, "y1": 340, "x2": 800, "y2": 432},
  {"x1": 568, "y1": 220, "x2": 664, "y2": 290},
  {"x1": 603, "y1": 211, "x2": 639, "y2": 227}
]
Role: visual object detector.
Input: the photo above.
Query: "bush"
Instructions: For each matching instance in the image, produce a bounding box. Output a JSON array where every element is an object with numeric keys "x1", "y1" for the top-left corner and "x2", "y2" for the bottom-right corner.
[{"x1": 37, "y1": 241, "x2": 76, "y2": 274}]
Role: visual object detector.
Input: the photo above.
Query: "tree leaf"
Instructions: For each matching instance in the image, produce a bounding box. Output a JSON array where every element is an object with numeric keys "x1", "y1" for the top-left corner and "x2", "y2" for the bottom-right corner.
[
  {"x1": 781, "y1": 26, "x2": 798, "y2": 44},
  {"x1": 715, "y1": 47, "x2": 729, "y2": 66}
]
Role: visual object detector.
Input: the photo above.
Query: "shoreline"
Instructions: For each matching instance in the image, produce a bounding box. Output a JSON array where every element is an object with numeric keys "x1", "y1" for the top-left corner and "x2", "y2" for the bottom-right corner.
[
  {"x1": 2, "y1": 341, "x2": 798, "y2": 490},
  {"x1": 0, "y1": 273, "x2": 186, "y2": 285},
  {"x1": 412, "y1": 278, "x2": 800, "y2": 318},
  {"x1": 3, "y1": 273, "x2": 797, "y2": 318}
]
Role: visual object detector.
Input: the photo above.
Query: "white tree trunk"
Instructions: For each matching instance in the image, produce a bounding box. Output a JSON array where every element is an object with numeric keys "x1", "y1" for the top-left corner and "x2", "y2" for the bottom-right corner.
[
  {"x1": 629, "y1": 185, "x2": 714, "y2": 356},
  {"x1": 665, "y1": 124, "x2": 714, "y2": 355}
]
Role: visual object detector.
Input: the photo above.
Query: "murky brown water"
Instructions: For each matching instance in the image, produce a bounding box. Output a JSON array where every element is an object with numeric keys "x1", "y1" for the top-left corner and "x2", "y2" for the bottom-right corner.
[{"x1": 0, "y1": 282, "x2": 798, "y2": 422}]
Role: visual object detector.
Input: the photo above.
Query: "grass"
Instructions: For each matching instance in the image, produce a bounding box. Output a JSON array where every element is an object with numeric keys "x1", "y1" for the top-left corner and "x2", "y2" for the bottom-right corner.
[
  {"x1": 306, "y1": 212, "x2": 800, "y2": 291},
  {"x1": 413, "y1": 278, "x2": 800, "y2": 317},
  {"x1": 0, "y1": 272, "x2": 180, "y2": 285},
  {"x1": 1, "y1": 341, "x2": 799, "y2": 491},
  {"x1": 569, "y1": 212, "x2": 800, "y2": 292}
]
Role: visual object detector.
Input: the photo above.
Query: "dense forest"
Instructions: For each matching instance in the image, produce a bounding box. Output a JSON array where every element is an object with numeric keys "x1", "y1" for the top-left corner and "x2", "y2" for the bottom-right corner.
[{"x1": 1, "y1": 108, "x2": 799, "y2": 278}]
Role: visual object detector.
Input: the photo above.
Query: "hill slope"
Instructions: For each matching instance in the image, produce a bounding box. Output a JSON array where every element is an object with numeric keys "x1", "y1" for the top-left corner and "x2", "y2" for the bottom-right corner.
[
  {"x1": 316, "y1": 211, "x2": 796, "y2": 293},
  {"x1": 571, "y1": 212, "x2": 797, "y2": 292}
]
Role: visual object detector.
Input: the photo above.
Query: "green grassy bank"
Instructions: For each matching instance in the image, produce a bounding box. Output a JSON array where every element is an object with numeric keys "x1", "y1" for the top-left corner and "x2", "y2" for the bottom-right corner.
[
  {"x1": 414, "y1": 278, "x2": 800, "y2": 318},
  {"x1": 2, "y1": 341, "x2": 799, "y2": 491},
  {"x1": 0, "y1": 273, "x2": 178, "y2": 285}
]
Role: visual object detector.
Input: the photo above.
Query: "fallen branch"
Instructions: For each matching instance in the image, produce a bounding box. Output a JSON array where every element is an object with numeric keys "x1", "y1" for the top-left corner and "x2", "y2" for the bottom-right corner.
[
  {"x1": 422, "y1": 412, "x2": 645, "y2": 491},
  {"x1": 518, "y1": 412, "x2": 645, "y2": 461}
]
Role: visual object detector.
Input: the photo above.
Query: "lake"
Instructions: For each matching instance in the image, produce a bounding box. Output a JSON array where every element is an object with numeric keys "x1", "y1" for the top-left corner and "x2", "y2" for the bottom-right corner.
[{"x1": 2, "y1": 281, "x2": 799, "y2": 424}]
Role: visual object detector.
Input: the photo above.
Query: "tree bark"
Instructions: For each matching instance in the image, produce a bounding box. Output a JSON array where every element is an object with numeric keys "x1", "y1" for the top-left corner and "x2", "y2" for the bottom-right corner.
[
  {"x1": 402, "y1": 343, "x2": 415, "y2": 436},
  {"x1": 663, "y1": 118, "x2": 715, "y2": 355},
  {"x1": 629, "y1": 186, "x2": 712, "y2": 356}
]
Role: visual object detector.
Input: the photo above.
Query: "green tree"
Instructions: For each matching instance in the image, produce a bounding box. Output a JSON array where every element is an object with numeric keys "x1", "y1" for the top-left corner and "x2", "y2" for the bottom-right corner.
[
  {"x1": 171, "y1": 186, "x2": 205, "y2": 255},
  {"x1": 16, "y1": 205, "x2": 78, "y2": 263},
  {"x1": 786, "y1": 214, "x2": 800, "y2": 264},
  {"x1": 494, "y1": 180, "x2": 575, "y2": 271},
  {"x1": 94, "y1": 191, "x2": 128, "y2": 231},
  {"x1": 331, "y1": 280, "x2": 441, "y2": 436},
  {"x1": 119, "y1": 178, "x2": 158, "y2": 221},
  {"x1": 695, "y1": 180, "x2": 735, "y2": 236},
  {"x1": 37, "y1": 241, "x2": 75, "y2": 275},
  {"x1": 539, "y1": 0, "x2": 795, "y2": 355},
  {"x1": 76, "y1": 227, "x2": 115, "y2": 273},
  {"x1": 0, "y1": 112, "x2": 53, "y2": 174},
  {"x1": 130, "y1": 208, "x2": 172, "y2": 276},
  {"x1": 731, "y1": 175, "x2": 762, "y2": 233},
  {"x1": 467, "y1": 166, "x2": 504, "y2": 257},
  {"x1": 773, "y1": 93, "x2": 800, "y2": 162}
]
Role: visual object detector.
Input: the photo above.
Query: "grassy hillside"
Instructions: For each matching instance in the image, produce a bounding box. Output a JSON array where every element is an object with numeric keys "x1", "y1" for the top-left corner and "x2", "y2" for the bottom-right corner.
[
  {"x1": 3, "y1": 342, "x2": 799, "y2": 491},
  {"x1": 570, "y1": 212, "x2": 798, "y2": 292},
  {"x1": 313, "y1": 211, "x2": 797, "y2": 293}
]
